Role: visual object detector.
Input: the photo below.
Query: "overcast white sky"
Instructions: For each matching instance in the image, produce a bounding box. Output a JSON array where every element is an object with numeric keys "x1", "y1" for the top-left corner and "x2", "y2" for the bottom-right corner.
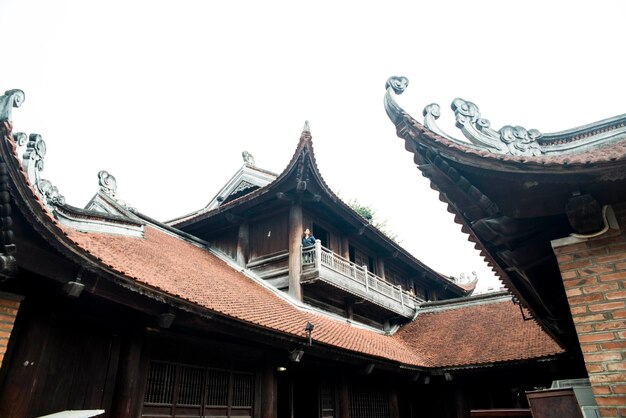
[{"x1": 2, "y1": 1, "x2": 626, "y2": 292}]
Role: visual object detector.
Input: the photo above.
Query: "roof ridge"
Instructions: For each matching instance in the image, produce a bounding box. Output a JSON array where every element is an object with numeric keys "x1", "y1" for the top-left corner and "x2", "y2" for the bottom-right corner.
[{"x1": 416, "y1": 291, "x2": 511, "y2": 314}]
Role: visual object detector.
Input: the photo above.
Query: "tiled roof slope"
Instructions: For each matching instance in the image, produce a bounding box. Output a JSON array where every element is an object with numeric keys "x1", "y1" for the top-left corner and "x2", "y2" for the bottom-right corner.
[
  {"x1": 62, "y1": 225, "x2": 427, "y2": 367},
  {"x1": 62, "y1": 226, "x2": 563, "y2": 369},
  {"x1": 395, "y1": 294, "x2": 563, "y2": 368},
  {"x1": 0, "y1": 96, "x2": 561, "y2": 370},
  {"x1": 169, "y1": 129, "x2": 471, "y2": 296}
]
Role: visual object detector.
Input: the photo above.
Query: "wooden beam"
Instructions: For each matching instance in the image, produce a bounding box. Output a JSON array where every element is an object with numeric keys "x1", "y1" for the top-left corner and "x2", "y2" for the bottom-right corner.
[
  {"x1": 225, "y1": 212, "x2": 245, "y2": 224},
  {"x1": 276, "y1": 192, "x2": 292, "y2": 201}
]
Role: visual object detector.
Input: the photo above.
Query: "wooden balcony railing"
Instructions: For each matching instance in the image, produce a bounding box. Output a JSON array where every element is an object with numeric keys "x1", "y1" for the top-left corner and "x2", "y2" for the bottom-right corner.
[{"x1": 302, "y1": 240, "x2": 421, "y2": 318}]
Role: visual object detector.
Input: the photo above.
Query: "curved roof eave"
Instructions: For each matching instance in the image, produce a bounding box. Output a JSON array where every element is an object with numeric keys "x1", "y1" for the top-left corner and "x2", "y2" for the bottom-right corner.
[
  {"x1": 171, "y1": 124, "x2": 469, "y2": 296},
  {"x1": 383, "y1": 76, "x2": 626, "y2": 345},
  {"x1": 384, "y1": 76, "x2": 626, "y2": 175},
  {"x1": 0, "y1": 90, "x2": 562, "y2": 370}
]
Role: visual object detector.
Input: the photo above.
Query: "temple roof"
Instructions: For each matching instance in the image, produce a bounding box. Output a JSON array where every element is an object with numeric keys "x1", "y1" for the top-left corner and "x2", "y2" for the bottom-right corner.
[
  {"x1": 396, "y1": 292, "x2": 563, "y2": 368},
  {"x1": 62, "y1": 224, "x2": 426, "y2": 365},
  {"x1": 168, "y1": 151, "x2": 278, "y2": 225},
  {"x1": 383, "y1": 76, "x2": 626, "y2": 350},
  {"x1": 167, "y1": 123, "x2": 333, "y2": 229},
  {"x1": 168, "y1": 120, "x2": 471, "y2": 297},
  {"x1": 0, "y1": 88, "x2": 563, "y2": 371}
]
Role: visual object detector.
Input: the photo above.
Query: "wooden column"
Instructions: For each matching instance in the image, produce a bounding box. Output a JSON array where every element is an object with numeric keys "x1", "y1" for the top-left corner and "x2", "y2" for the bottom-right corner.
[
  {"x1": 236, "y1": 222, "x2": 249, "y2": 267},
  {"x1": 337, "y1": 377, "x2": 350, "y2": 418},
  {"x1": 260, "y1": 360, "x2": 275, "y2": 418},
  {"x1": 341, "y1": 236, "x2": 350, "y2": 260},
  {"x1": 389, "y1": 387, "x2": 400, "y2": 418},
  {"x1": 110, "y1": 330, "x2": 145, "y2": 417},
  {"x1": 288, "y1": 203, "x2": 303, "y2": 301},
  {"x1": 454, "y1": 385, "x2": 468, "y2": 418}
]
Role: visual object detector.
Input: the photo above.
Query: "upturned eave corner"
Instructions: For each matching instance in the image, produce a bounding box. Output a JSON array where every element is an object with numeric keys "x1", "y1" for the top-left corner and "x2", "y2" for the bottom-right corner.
[
  {"x1": 0, "y1": 89, "x2": 25, "y2": 124},
  {"x1": 384, "y1": 76, "x2": 411, "y2": 127},
  {"x1": 383, "y1": 77, "x2": 568, "y2": 341},
  {"x1": 384, "y1": 75, "x2": 626, "y2": 162}
]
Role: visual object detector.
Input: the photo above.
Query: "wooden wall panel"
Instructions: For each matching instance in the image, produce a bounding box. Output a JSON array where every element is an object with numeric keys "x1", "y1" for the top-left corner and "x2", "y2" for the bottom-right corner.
[
  {"x1": 0, "y1": 304, "x2": 121, "y2": 418},
  {"x1": 250, "y1": 213, "x2": 289, "y2": 261},
  {"x1": 211, "y1": 227, "x2": 239, "y2": 260}
]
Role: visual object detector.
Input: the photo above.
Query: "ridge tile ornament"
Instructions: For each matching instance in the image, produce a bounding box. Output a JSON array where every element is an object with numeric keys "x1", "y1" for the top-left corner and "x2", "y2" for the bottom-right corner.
[
  {"x1": 0, "y1": 90, "x2": 66, "y2": 208},
  {"x1": 448, "y1": 97, "x2": 543, "y2": 156},
  {"x1": 242, "y1": 151, "x2": 256, "y2": 166},
  {"x1": 98, "y1": 170, "x2": 117, "y2": 197},
  {"x1": 0, "y1": 89, "x2": 25, "y2": 122},
  {"x1": 20, "y1": 133, "x2": 65, "y2": 207},
  {"x1": 95, "y1": 170, "x2": 135, "y2": 212},
  {"x1": 385, "y1": 75, "x2": 626, "y2": 156}
]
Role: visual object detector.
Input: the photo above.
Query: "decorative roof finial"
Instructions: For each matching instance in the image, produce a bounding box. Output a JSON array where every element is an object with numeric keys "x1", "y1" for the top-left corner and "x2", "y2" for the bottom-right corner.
[
  {"x1": 20, "y1": 133, "x2": 66, "y2": 207},
  {"x1": 0, "y1": 90, "x2": 25, "y2": 122},
  {"x1": 300, "y1": 120, "x2": 312, "y2": 141},
  {"x1": 242, "y1": 150, "x2": 256, "y2": 166},
  {"x1": 98, "y1": 170, "x2": 118, "y2": 197}
]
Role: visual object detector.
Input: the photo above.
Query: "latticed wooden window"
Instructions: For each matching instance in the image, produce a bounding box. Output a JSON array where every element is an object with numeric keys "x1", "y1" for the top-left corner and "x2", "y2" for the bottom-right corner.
[
  {"x1": 349, "y1": 387, "x2": 390, "y2": 418},
  {"x1": 144, "y1": 362, "x2": 176, "y2": 404},
  {"x1": 385, "y1": 266, "x2": 405, "y2": 288},
  {"x1": 205, "y1": 368, "x2": 230, "y2": 406},
  {"x1": 177, "y1": 366, "x2": 203, "y2": 406},
  {"x1": 142, "y1": 360, "x2": 254, "y2": 418},
  {"x1": 232, "y1": 372, "x2": 254, "y2": 407}
]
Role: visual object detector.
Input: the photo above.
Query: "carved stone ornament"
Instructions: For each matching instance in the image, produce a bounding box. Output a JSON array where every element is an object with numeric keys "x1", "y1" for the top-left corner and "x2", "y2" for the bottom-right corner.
[
  {"x1": 385, "y1": 76, "x2": 545, "y2": 157},
  {"x1": 0, "y1": 89, "x2": 25, "y2": 122},
  {"x1": 385, "y1": 75, "x2": 626, "y2": 156},
  {"x1": 422, "y1": 95, "x2": 544, "y2": 156},
  {"x1": 384, "y1": 76, "x2": 409, "y2": 125},
  {"x1": 98, "y1": 170, "x2": 117, "y2": 197},
  {"x1": 242, "y1": 151, "x2": 256, "y2": 166},
  {"x1": 232, "y1": 180, "x2": 255, "y2": 194},
  {"x1": 449, "y1": 98, "x2": 543, "y2": 156},
  {"x1": 20, "y1": 133, "x2": 66, "y2": 207},
  {"x1": 98, "y1": 171, "x2": 136, "y2": 211}
]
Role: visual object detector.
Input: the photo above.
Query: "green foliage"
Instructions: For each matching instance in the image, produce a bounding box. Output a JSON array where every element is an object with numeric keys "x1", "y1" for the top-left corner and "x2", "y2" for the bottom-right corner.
[
  {"x1": 348, "y1": 199, "x2": 374, "y2": 222},
  {"x1": 347, "y1": 199, "x2": 401, "y2": 243}
]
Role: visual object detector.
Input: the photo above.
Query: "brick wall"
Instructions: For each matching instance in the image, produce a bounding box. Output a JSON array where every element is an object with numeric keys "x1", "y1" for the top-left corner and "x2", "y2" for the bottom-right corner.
[
  {"x1": 553, "y1": 210, "x2": 626, "y2": 418},
  {"x1": 0, "y1": 292, "x2": 22, "y2": 369}
]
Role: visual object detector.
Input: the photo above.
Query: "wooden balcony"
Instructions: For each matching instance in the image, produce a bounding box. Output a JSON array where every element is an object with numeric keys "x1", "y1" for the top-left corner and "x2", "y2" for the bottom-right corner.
[{"x1": 301, "y1": 240, "x2": 421, "y2": 319}]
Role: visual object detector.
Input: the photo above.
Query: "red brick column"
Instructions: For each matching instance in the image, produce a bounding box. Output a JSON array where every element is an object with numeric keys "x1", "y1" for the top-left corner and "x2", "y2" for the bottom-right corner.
[
  {"x1": 553, "y1": 230, "x2": 626, "y2": 417},
  {"x1": 0, "y1": 291, "x2": 22, "y2": 369}
]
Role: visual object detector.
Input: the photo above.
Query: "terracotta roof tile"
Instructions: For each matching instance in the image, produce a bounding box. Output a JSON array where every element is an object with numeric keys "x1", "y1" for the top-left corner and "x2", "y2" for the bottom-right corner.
[
  {"x1": 62, "y1": 226, "x2": 425, "y2": 366},
  {"x1": 62, "y1": 226, "x2": 563, "y2": 369},
  {"x1": 1, "y1": 120, "x2": 563, "y2": 370},
  {"x1": 394, "y1": 296, "x2": 564, "y2": 368}
]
